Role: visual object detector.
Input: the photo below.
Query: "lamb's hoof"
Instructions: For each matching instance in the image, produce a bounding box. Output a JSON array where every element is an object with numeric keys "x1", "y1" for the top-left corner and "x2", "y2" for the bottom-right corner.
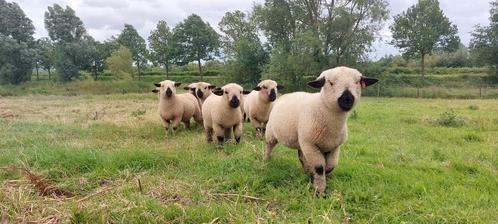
[{"x1": 320, "y1": 190, "x2": 328, "y2": 198}]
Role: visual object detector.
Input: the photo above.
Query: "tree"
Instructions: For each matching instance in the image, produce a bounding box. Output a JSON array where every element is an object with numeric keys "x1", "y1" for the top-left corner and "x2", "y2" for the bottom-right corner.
[
  {"x1": 390, "y1": 0, "x2": 460, "y2": 95},
  {"x1": 106, "y1": 46, "x2": 134, "y2": 80},
  {"x1": 117, "y1": 24, "x2": 147, "y2": 79},
  {"x1": 0, "y1": 0, "x2": 35, "y2": 84},
  {"x1": 44, "y1": 4, "x2": 94, "y2": 81},
  {"x1": 149, "y1": 20, "x2": 173, "y2": 78},
  {"x1": 470, "y1": 0, "x2": 498, "y2": 83},
  {"x1": 172, "y1": 14, "x2": 220, "y2": 80},
  {"x1": 219, "y1": 10, "x2": 268, "y2": 84},
  {"x1": 36, "y1": 38, "x2": 56, "y2": 80}
]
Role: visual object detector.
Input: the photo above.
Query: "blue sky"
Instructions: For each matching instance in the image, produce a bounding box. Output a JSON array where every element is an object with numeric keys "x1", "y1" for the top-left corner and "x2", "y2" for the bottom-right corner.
[{"x1": 13, "y1": 0, "x2": 492, "y2": 59}]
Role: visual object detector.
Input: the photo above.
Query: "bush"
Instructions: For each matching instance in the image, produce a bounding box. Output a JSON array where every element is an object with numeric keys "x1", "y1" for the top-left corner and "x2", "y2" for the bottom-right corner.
[
  {"x1": 435, "y1": 109, "x2": 465, "y2": 127},
  {"x1": 105, "y1": 46, "x2": 134, "y2": 80}
]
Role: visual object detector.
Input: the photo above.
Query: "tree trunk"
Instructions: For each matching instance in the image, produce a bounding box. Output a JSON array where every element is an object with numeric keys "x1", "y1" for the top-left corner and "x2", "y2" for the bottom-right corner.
[
  {"x1": 93, "y1": 63, "x2": 98, "y2": 81},
  {"x1": 48, "y1": 68, "x2": 51, "y2": 81},
  {"x1": 35, "y1": 64, "x2": 39, "y2": 80},
  {"x1": 419, "y1": 53, "x2": 425, "y2": 98},
  {"x1": 137, "y1": 61, "x2": 141, "y2": 81},
  {"x1": 197, "y1": 58, "x2": 203, "y2": 81},
  {"x1": 165, "y1": 62, "x2": 169, "y2": 79}
]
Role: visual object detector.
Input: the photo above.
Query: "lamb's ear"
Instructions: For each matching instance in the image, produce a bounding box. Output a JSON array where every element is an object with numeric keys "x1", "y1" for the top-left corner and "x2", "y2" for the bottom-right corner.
[
  {"x1": 152, "y1": 89, "x2": 159, "y2": 93},
  {"x1": 183, "y1": 86, "x2": 190, "y2": 90},
  {"x1": 253, "y1": 86, "x2": 261, "y2": 91},
  {"x1": 154, "y1": 83, "x2": 161, "y2": 87},
  {"x1": 174, "y1": 82, "x2": 182, "y2": 87},
  {"x1": 360, "y1": 76, "x2": 378, "y2": 87},
  {"x1": 212, "y1": 88, "x2": 224, "y2": 96},
  {"x1": 307, "y1": 77, "x2": 325, "y2": 88},
  {"x1": 242, "y1": 90, "x2": 251, "y2": 95},
  {"x1": 208, "y1": 85, "x2": 216, "y2": 89},
  {"x1": 276, "y1": 85, "x2": 284, "y2": 90}
]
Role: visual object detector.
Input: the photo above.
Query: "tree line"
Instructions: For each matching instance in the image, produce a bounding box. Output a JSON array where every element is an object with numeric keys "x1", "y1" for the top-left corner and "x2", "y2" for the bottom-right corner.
[{"x1": 1, "y1": 0, "x2": 497, "y2": 88}]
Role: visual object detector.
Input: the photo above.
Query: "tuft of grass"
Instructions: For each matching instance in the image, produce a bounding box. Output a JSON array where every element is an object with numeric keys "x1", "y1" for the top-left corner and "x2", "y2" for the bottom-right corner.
[
  {"x1": 467, "y1": 105, "x2": 479, "y2": 110},
  {"x1": 435, "y1": 109, "x2": 465, "y2": 127}
]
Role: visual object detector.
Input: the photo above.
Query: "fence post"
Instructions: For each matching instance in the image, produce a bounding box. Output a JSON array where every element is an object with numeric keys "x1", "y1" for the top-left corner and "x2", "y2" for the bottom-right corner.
[
  {"x1": 479, "y1": 86, "x2": 482, "y2": 98},
  {"x1": 377, "y1": 83, "x2": 380, "y2": 97}
]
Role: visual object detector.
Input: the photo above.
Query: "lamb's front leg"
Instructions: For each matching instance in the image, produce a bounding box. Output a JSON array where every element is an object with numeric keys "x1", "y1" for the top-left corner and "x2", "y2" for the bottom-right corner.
[
  {"x1": 233, "y1": 123, "x2": 242, "y2": 144},
  {"x1": 171, "y1": 117, "x2": 182, "y2": 134},
  {"x1": 161, "y1": 119, "x2": 170, "y2": 136},
  {"x1": 250, "y1": 117, "x2": 264, "y2": 138},
  {"x1": 301, "y1": 143, "x2": 327, "y2": 197},
  {"x1": 325, "y1": 147, "x2": 340, "y2": 174},
  {"x1": 214, "y1": 124, "x2": 225, "y2": 148}
]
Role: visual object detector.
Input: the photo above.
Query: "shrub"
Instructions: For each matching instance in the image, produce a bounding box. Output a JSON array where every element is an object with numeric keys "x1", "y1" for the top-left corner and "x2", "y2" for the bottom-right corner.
[
  {"x1": 435, "y1": 109, "x2": 465, "y2": 127},
  {"x1": 106, "y1": 46, "x2": 134, "y2": 80}
]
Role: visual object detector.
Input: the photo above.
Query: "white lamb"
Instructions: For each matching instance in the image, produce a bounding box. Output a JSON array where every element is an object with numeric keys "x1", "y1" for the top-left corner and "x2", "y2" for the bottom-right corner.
[{"x1": 263, "y1": 66, "x2": 378, "y2": 197}]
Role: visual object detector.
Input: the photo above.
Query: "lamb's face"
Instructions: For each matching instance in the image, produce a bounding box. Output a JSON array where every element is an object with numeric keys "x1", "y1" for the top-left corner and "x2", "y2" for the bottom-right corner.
[
  {"x1": 253, "y1": 80, "x2": 283, "y2": 102},
  {"x1": 308, "y1": 67, "x2": 378, "y2": 112},
  {"x1": 154, "y1": 80, "x2": 181, "y2": 98},
  {"x1": 213, "y1": 83, "x2": 250, "y2": 109},
  {"x1": 184, "y1": 82, "x2": 216, "y2": 100}
]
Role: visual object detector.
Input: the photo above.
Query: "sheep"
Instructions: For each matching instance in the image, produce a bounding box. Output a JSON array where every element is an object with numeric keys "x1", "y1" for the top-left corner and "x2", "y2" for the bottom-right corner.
[
  {"x1": 184, "y1": 82, "x2": 216, "y2": 108},
  {"x1": 243, "y1": 79, "x2": 283, "y2": 137},
  {"x1": 152, "y1": 80, "x2": 203, "y2": 135},
  {"x1": 263, "y1": 66, "x2": 378, "y2": 197},
  {"x1": 202, "y1": 83, "x2": 250, "y2": 147}
]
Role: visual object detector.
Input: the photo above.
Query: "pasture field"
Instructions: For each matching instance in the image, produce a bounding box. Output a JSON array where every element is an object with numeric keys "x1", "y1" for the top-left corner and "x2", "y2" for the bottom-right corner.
[{"x1": 0, "y1": 94, "x2": 497, "y2": 223}]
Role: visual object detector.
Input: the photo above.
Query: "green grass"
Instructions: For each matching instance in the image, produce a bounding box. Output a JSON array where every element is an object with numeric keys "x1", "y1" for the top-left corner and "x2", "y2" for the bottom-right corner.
[{"x1": 1, "y1": 95, "x2": 497, "y2": 223}]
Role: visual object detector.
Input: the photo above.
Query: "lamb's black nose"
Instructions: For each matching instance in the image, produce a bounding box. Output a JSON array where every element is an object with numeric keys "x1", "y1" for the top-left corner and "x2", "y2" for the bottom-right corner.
[
  {"x1": 338, "y1": 89, "x2": 354, "y2": 111},
  {"x1": 165, "y1": 88, "x2": 173, "y2": 97},
  {"x1": 229, "y1": 96, "x2": 240, "y2": 108},
  {"x1": 269, "y1": 89, "x2": 276, "y2": 102},
  {"x1": 196, "y1": 89, "x2": 204, "y2": 98}
]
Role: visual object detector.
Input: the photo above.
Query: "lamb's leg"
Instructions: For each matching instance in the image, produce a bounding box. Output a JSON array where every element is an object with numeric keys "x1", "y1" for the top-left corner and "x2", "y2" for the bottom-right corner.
[
  {"x1": 171, "y1": 117, "x2": 182, "y2": 134},
  {"x1": 233, "y1": 123, "x2": 242, "y2": 144},
  {"x1": 161, "y1": 119, "x2": 170, "y2": 136},
  {"x1": 263, "y1": 135, "x2": 277, "y2": 161},
  {"x1": 183, "y1": 120, "x2": 191, "y2": 129},
  {"x1": 214, "y1": 124, "x2": 225, "y2": 148},
  {"x1": 250, "y1": 117, "x2": 264, "y2": 138},
  {"x1": 325, "y1": 147, "x2": 340, "y2": 174},
  {"x1": 297, "y1": 149, "x2": 310, "y2": 173},
  {"x1": 301, "y1": 143, "x2": 327, "y2": 197},
  {"x1": 206, "y1": 127, "x2": 213, "y2": 142}
]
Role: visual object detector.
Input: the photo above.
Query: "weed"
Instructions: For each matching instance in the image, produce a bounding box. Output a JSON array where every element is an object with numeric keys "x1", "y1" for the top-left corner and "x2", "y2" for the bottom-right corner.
[{"x1": 435, "y1": 109, "x2": 465, "y2": 127}]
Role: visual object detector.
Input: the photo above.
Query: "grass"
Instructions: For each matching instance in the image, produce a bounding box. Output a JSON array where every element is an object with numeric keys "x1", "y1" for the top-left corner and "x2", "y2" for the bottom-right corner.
[{"x1": 0, "y1": 94, "x2": 497, "y2": 223}]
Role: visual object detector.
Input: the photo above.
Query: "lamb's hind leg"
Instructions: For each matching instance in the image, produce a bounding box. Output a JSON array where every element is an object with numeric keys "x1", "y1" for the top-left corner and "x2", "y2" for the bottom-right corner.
[{"x1": 263, "y1": 134, "x2": 277, "y2": 161}]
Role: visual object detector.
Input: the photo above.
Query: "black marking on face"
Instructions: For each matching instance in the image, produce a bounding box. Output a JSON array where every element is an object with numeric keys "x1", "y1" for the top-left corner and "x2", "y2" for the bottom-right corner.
[
  {"x1": 154, "y1": 83, "x2": 161, "y2": 87},
  {"x1": 253, "y1": 86, "x2": 261, "y2": 91},
  {"x1": 229, "y1": 96, "x2": 240, "y2": 108},
  {"x1": 269, "y1": 89, "x2": 276, "y2": 102},
  {"x1": 338, "y1": 89, "x2": 354, "y2": 111},
  {"x1": 174, "y1": 82, "x2": 181, "y2": 87},
  {"x1": 307, "y1": 77, "x2": 325, "y2": 88},
  {"x1": 196, "y1": 88, "x2": 204, "y2": 98},
  {"x1": 165, "y1": 87, "x2": 173, "y2": 97},
  {"x1": 315, "y1": 165, "x2": 324, "y2": 176}
]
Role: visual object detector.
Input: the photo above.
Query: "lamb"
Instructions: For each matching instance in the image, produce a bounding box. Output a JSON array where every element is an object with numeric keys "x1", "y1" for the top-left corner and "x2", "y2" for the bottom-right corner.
[
  {"x1": 152, "y1": 80, "x2": 203, "y2": 135},
  {"x1": 184, "y1": 82, "x2": 216, "y2": 108},
  {"x1": 201, "y1": 83, "x2": 250, "y2": 147},
  {"x1": 263, "y1": 66, "x2": 378, "y2": 197},
  {"x1": 243, "y1": 79, "x2": 283, "y2": 137}
]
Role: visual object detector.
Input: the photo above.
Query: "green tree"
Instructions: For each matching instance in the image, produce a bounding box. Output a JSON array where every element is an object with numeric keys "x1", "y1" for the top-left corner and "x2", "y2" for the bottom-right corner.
[
  {"x1": 44, "y1": 4, "x2": 94, "y2": 81},
  {"x1": 390, "y1": 0, "x2": 460, "y2": 93},
  {"x1": 0, "y1": 0, "x2": 35, "y2": 84},
  {"x1": 220, "y1": 10, "x2": 268, "y2": 84},
  {"x1": 117, "y1": 24, "x2": 147, "y2": 79},
  {"x1": 106, "y1": 46, "x2": 134, "y2": 80},
  {"x1": 149, "y1": 20, "x2": 173, "y2": 78},
  {"x1": 172, "y1": 14, "x2": 220, "y2": 80},
  {"x1": 470, "y1": 0, "x2": 498, "y2": 83},
  {"x1": 36, "y1": 38, "x2": 56, "y2": 80}
]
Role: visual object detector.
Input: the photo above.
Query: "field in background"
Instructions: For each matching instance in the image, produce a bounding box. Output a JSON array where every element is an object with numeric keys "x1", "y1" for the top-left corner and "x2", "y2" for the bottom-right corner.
[{"x1": 1, "y1": 94, "x2": 497, "y2": 223}]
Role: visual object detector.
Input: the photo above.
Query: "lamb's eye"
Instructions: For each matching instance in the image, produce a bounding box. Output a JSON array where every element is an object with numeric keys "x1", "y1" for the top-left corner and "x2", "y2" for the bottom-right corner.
[
  {"x1": 205, "y1": 87, "x2": 208, "y2": 89},
  {"x1": 240, "y1": 91, "x2": 242, "y2": 94},
  {"x1": 262, "y1": 86, "x2": 267, "y2": 89},
  {"x1": 329, "y1": 81, "x2": 334, "y2": 86},
  {"x1": 224, "y1": 91, "x2": 228, "y2": 94},
  {"x1": 356, "y1": 81, "x2": 360, "y2": 85}
]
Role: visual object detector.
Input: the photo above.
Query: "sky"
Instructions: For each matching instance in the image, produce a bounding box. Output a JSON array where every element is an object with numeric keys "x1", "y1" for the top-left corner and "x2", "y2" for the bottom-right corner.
[{"x1": 13, "y1": 0, "x2": 492, "y2": 59}]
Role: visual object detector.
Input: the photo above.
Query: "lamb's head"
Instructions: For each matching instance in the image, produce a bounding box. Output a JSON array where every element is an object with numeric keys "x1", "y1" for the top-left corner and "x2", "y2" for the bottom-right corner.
[
  {"x1": 153, "y1": 80, "x2": 181, "y2": 98},
  {"x1": 307, "y1": 66, "x2": 378, "y2": 112},
  {"x1": 184, "y1": 82, "x2": 216, "y2": 100},
  {"x1": 213, "y1": 83, "x2": 251, "y2": 109},
  {"x1": 253, "y1": 79, "x2": 284, "y2": 102}
]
